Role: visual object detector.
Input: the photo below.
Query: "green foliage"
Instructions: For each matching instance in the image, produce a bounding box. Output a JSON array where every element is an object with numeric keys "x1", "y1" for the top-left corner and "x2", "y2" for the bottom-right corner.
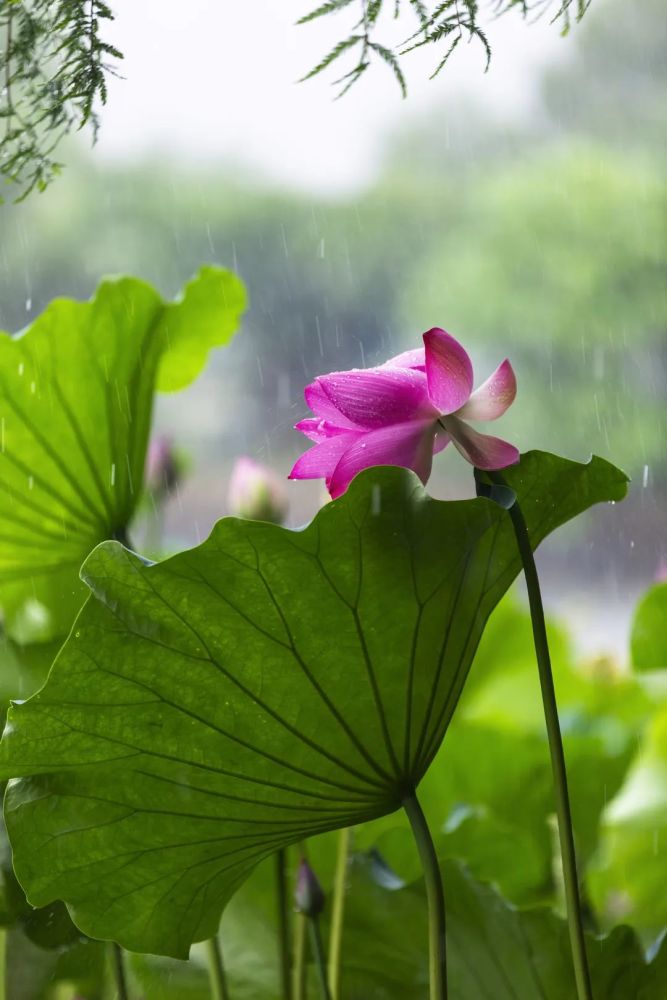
[
  {"x1": 0, "y1": 453, "x2": 626, "y2": 957},
  {"x1": 631, "y1": 582, "x2": 667, "y2": 672},
  {"x1": 350, "y1": 591, "x2": 650, "y2": 914},
  {"x1": 590, "y1": 702, "x2": 667, "y2": 938},
  {"x1": 3, "y1": 930, "x2": 105, "y2": 1000},
  {"x1": 0, "y1": 0, "x2": 122, "y2": 200},
  {"x1": 214, "y1": 579, "x2": 666, "y2": 997},
  {"x1": 0, "y1": 0, "x2": 596, "y2": 198},
  {"x1": 0, "y1": 266, "x2": 245, "y2": 643},
  {"x1": 299, "y1": 0, "x2": 587, "y2": 94},
  {"x1": 339, "y1": 856, "x2": 667, "y2": 999},
  {"x1": 126, "y1": 849, "x2": 667, "y2": 999}
]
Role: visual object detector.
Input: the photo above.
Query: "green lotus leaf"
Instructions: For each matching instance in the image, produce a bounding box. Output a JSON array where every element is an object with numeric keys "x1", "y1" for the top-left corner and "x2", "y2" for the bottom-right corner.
[
  {"x1": 340, "y1": 855, "x2": 667, "y2": 999},
  {"x1": 155, "y1": 265, "x2": 247, "y2": 392},
  {"x1": 0, "y1": 452, "x2": 627, "y2": 956},
  {"x1": 631, "y1": 581, "x2": 667, "y2": 672},
  {"x1": 0, "y1": 267, "x2": 246, "y2": 642},
  {"x1": 589, "y1": 700, "x2": 667, "y2": 937}
]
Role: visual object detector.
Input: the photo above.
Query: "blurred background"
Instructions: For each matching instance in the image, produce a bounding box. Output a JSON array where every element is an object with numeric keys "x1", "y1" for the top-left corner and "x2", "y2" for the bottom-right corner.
[{"x1": 0, "y1": 0, "x2": 664, "y2": 653}]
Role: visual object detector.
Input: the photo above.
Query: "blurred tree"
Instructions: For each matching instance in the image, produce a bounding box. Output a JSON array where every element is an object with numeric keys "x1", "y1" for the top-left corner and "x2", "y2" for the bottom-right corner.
[
  {"x1": 0, "y1": 155, "x2": 457, "y2": 432},
  {"x1": 541, "y1": 0, "x2": 667, "y2": 153},
  {"x1": 399, "y1": 145, "x2": 667, "y2": 474}
]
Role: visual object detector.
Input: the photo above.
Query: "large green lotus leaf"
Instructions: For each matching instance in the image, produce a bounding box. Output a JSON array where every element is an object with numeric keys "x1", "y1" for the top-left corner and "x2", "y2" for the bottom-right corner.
[
  {"x1": 0, "y1": 267, "x2": 245, "y2": 642},
  {"x1": 631, "y1": 582, "x2": 667, "y2": 672},
  {"x1": 0, "y1": 452, "x2": 627, "y2": 956},
  {"x1": 340, "y1": 855, "x2": 667, "y2": 999}
]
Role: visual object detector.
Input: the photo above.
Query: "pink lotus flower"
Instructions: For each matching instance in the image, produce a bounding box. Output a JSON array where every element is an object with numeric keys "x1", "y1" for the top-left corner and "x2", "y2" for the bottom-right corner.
[{"x1": 289, "y1": 327, "x2": 519, "y2": 499}]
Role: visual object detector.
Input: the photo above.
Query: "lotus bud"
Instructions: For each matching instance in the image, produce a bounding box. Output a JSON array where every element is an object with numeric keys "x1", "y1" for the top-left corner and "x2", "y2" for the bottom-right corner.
[
  {"x1": 294, "y1": 857, "x2": 325, "y2": 917},
  {"x1": 227, "y1": 457, "x2": 288, "y2": 525},
  {"x1": 655, "y1": 558, "x2": 667, "y2": 583},
  {"x1": 145, "y1": 436, "x2": 181, "y2": 499}
]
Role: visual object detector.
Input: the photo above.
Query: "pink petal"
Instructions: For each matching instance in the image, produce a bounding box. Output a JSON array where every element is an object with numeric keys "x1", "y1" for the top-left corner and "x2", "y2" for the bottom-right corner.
[
  {"x1": 317, "y1": 367, "x2": 434, "y2": 430},
  {"x1": 423, "y1": 328, "x2": 474, "y2": 416},
  {"x1": 434, "y1": 428, "x2": 451, "y2": 455},
  {"x1": 457, "y1": 359, "x2": 517, "y2": 422},
  {"x1": 289, "y1": 431, "x2": 363, "y2": 483},
  {"x1": 444, "y1": 415, "x2": 519, "y2": 470},
  {"x1": 382, "y1": 347, "x2": 426, "y2": 371},
  {"x1": 304, "y1": 381, "x2": 361, "y2": 429},
  {"x1": 328, "y1": 420, "x2": 436, "y2": 499},
  {"x1": 295, "y1": 418, "x2": 350, "y2": 443}
]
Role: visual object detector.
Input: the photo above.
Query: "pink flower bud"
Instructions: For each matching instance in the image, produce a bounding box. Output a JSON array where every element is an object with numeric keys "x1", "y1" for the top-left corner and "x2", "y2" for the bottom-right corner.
[
  {"x1": 294, "y1": 857, "x2": 325, "y2": 917},
  {"x1": 145, "y1": 436, "x2": 181, "y2": 499},
  {"x1": 227, "y1": 457, "x2": 288, "y2": 524}
]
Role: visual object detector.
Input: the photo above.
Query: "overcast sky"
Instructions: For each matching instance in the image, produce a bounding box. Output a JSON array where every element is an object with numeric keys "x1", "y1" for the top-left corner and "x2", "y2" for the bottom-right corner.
[{"x1": 97, "y1": 1, "x2": 572, "y2": 193}]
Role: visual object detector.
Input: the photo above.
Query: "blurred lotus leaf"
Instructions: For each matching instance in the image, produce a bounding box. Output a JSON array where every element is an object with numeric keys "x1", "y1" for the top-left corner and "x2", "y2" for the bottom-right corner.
[{"x1": 0, "y1": 266, "x2": 246, "y2": 643}]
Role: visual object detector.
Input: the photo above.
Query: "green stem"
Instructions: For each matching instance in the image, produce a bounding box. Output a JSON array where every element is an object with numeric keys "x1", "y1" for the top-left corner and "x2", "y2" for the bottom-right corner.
[
  {"x1": 403, "y1": 790, "x2": 447, "y2": 1000},
  {"x1": 205, "y1": 936, "x2": 230, "y2": 1000},
  {"x1": 307, "y1": 916, "x2": 332, "y2": 1000},
  {"x1": 293, "y1": 911, "x2": 308, "y2": 1000},
  {"x1": 110, "y1": 942, "x2": 129, "y2": 1000},
  {"x1": 328, "y1": 827, "x2": 350, "y2": 999},
  {"x1": 275, "y1": 848, "x2": 292, "y2": 999},
  {"x1": 0, "y1": 928, "x2": 6, "y2": 1000},
  {"x1": 489, "y1": 470, "x2": 593, "y2": 1000}
]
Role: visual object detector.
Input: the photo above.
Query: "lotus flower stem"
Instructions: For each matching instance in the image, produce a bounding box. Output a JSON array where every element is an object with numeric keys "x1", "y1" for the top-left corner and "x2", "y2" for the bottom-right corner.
[
  {"x1": 308, "y1": 915, "x2": 332, "y2": 1000},
  {"x1": 293, "y1": 911, "x2": 308, "y2": 1000},
  {"x1": 110, "y1": 942, "x2": 129, "y2": 1000},
  {"x1": 403, "y1": 791, "x2": 447, "y2": 1000},
  {"x1": 0, "y1": 928, "x2": 6, "y2": 1000},
  {"x1": 275, "y1": 848, "x2": 293, "y2": 999},
  {"x1": 489, "y1": 470, "x2": 593, "y2": 1000},
  {"x1": 328, "y1": 827, "x2": 351, "y2": 999},
  {"x1": 205, "y1": 936, "x2": 230, "y2": 1000}
]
